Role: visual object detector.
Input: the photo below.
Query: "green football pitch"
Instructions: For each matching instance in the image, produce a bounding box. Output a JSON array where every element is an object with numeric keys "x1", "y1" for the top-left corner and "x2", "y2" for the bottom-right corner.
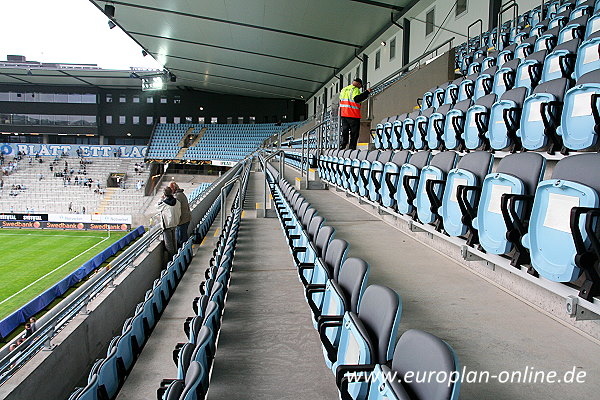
[{"x1": 0, "y1": 229, "x2": 128, "y2": 320}]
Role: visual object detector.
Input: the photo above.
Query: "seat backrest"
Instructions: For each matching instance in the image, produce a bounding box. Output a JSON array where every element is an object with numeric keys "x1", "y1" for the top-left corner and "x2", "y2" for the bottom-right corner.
[
  {"x1": 531, "y1": 76, "x2": 569, "y2": 101},
  {"x1": 356, "y1": 150, "x2": 368, "y2": 160},
  {"x1": 392, "y1": 329, "x2": 459, "y2": 400},
  {"x1": 302, "y1": 207, "x2": 316, "y2": 228},
  {"x1": 366, "y1": 150, "x2": 380, "y2": 162},
  {"x1": 429, "y1": 151, "x2": 458, "y2": 174},
  {"x1": 455, "y1": 151, "x2": 493, "y2": 183},
  {"x1": 180, "y1": 361, "x2": 203, "y2": 399},
  {"x1": 390, "y1": 150, "x2": 410, "y2": 166},
  {"x1": 376, "y1": 150, "x2": 394, "y2": 163},
  {"x1": 337, "y1": 257, "x2": 370, "y2": 313},
  {"x1": 348, "y1": 149, "x2": 360, "y2": 159},
  {"x1": 551, "y1": 153, "x2": 600, "y2": 192},
  {"x1": 496, "y1": 152, "x2": 546, "y2": 195},
  {"x1": 314, "y1": 226, "x2": 335, "y2": 259},
  {"x1": 307, "y1": 215, "x2": 325, "y2": 241},
  {"x1": 358, "y1": 285, "x2": 402, "y2": 363},
  {"x1": 324, "y1": 238, "x2": 349, "y2": 280},
  {"x1": 408, "y1": 150, "x2": 431, "y2": 169}
]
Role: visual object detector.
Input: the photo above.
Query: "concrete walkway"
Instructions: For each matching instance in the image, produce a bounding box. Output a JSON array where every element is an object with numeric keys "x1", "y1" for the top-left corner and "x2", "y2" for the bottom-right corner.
[{"x1": 207, "y1": 171, "x2": 338, "y2": 399}]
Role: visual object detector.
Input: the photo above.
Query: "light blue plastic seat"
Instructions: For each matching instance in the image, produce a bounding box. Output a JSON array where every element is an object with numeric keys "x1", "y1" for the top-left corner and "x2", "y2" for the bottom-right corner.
[
  {"x1": 488, "y1": 87, "x2": 528, "y2": 151},
  {"x1": 557, "y1": 70, "x2": 600, "y2": 150},
  {"x1": 442, "y1": 99, "x2": 472, "y2": 150},
  {"x1": 439, "y1": 151, "x2": 493, "y2": 238},
  {"x1": 516, "y1": 77, "x2": 569, "y2": 152},
  {"x1": 574, "y1": 32, "x2": 600, "y2": 80},
  {"x1": 472, "y1": 152, "x2": 545, "y2": 266},
  {"x1": 463, "y1": 94, "x2": 497, "y2": 150},
  {"x1": 415, "y1": 151, "x2": 458, "y2": 225},
  {"x1": 379, "y1": 151, "x2": 411, "y2": 209},
  {"x1": 391, "y1": 114, "x2": 407, "y2": 149},
  {"x1": 395, "y1": 151, "x2": 432, "y2": 215},
  {"x1": 310, "y1": 258, "x2": 369, "y2": 352},
  {"x1": 400, "y1": 110, "x2": 421, "y2": 150},
  {"x1": 367, "y1": 150, "x2": 393, "y2": 202},
  {"x1": 425, "y1": 104, "x2": 452, "y2": 150},
  {"x1": 362, "y1": 330, "x2": 461, "y2": 400},
  {"x1": 522, "y1": 154, "x2": 600, "y2": 293},
  {"x1": 540, "y1": 38, "x2": 580, "y2": 83},
  {"x1": 322, "y1": 285, "x2": 402, "y2": 400}
]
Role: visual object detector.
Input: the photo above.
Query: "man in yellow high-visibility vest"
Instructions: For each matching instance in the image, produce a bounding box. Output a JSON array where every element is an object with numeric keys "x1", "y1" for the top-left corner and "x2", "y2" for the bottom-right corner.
[{"x1": 339, "y1": 78, "x2": 371, "y2": 149}]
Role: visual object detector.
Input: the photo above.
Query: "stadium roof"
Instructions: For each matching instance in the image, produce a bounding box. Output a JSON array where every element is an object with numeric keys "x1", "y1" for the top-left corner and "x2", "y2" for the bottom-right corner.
[{"x1": 1, "y1": 1, "x2": 417, "y2": 98}]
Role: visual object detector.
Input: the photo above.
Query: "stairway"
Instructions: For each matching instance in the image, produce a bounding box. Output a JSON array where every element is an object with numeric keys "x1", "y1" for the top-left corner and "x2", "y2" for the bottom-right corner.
[{"x1": 96, "y1": 187, "x2": 116, "y2": 214}]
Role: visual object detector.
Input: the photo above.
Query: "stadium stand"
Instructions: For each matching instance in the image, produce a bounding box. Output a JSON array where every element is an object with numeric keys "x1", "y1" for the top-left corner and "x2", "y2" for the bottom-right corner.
[
  {"x1": 146, "y1": 123, "x2": 295, "y2": 162},
  {"x1": 6, "y1": 1, "x2": 600, "y2": 399}
]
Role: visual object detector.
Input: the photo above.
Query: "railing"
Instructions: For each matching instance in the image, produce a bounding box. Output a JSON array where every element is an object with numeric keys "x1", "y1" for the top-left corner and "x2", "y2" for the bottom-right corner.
[{"x1": 0, "y1": 225, "x2": 162, "y2": 385}]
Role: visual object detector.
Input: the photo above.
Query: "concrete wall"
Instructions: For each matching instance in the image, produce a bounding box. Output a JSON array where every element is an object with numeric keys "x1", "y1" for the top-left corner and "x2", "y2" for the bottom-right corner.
[
  {"x1": 0, "y1": 240, "x2": 165, "y2": 400},
  {"x1": 370, "y1": 50, "x2": 455, "y2": 126}
]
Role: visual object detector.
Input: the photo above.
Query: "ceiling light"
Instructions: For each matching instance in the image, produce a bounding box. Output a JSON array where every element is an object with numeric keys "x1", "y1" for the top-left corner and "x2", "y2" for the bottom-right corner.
[
  {"x1": 127, "y1": 133, "x2": 132, "y2": 136},
  {"x1": 381, "y1": 41, "x2": 387, "y2": 46},
  {"x1": 199, "y1": 107, "x2": 204, "y2": 111},
  {"x1": 108, "y1": 20, "x2": 116, "y2": 29},
  {"x1": 104, "y1": 4, "x2": 115, "y2": 18}
]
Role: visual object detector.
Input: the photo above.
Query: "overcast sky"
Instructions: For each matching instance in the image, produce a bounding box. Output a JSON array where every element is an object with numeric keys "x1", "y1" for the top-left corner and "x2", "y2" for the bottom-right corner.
[{"x1": 0, "y1": 0, "x2": 163, "y2": 70}]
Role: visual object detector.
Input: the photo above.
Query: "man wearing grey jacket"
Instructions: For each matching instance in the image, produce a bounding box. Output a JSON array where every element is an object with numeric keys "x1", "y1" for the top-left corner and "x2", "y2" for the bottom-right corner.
[
  {"x1": 158, "y1": 186, "x2": 181, "y2": 257},
  {"x1": 170, "y1": 181, "x2": 191, "y2": 247}
]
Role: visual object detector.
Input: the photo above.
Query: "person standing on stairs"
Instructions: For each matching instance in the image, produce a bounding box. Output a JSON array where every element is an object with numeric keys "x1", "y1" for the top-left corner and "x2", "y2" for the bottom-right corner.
[
  {"x1": 158, "y1": 186, "x2": 181, "y2": 257},
  {"x1": 170, "y1": 181, "x2": 191, "y2": 247}
]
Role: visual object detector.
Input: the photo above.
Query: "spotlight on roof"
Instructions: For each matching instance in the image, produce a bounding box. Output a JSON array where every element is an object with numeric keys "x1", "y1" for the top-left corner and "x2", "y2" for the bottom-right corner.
[
  {"x1": 142, "y1": 50, "x2": 148, "y2": 57},
  {"x1": 381, "y1": 41, "x2": 387, "y2": 46},
  {"x1": 27, "y1": 69, "x2": 33, "y2": 76},
  {"x1": 169, "y1": 73, "x2": 177, "y2": 82},
  {"x1": 104, "y1": 4, "x2": 115, "y2": 18},
  {"x1": 108, "y1": 20, "x2": 116, "y2": 29}
]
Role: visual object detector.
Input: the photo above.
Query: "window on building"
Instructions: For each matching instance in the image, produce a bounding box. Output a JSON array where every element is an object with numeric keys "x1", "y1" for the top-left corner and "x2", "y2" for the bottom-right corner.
[
  {"x1": 389, "y1": 37, "x2": 396, "y2": 60},
  {"x1": 147, "y1": 116, "x2": 154, "y2": 125},
  {"x1": 185, "y1": 116, "x2": 193, "y2": 123},
  {"x1": 106, "y1": 115, "x2": 112, "y2": 124},
  {"x1": 456, "y1": 0, "x2": 467, "y2": 17},
  {"x1": 198, "y1": 117, "x2": 205, "y2": 124},
  {"x1": 146, "y1": 96, "x2": 153, "y2": 103},
  {"x1": 426, "y1": 8, "x2": 435, "y2": 36},
  {"x1": 119, "y1": 95, "x2": 126, "y2": 103},
  {"x1": 132, "y1": 116, "x2": 140, "y2": 125},
  {"x1": 174, "y1": 96, "x2": 181, "y2": 104},
  {"x1": 375, "y1": 50, "x2": 381, "y2": 70},
  {"x1": 347, "y1": 73, "x2": 351, "y2": 86},
  {"x1": 160, "y1": 116, "x2": 167, "y2": 123},
  {"x1": 355, "y1": 66, "x2": 360, "y2": 79},
  {"x1": 226, "y1": 117, "x2": 233, "y2": 124},
  {"x1": 160, "y1": 96, "x2": 167, "y2": 104},
  {"x1": 82, "y1": 94, "x2": 97, "y2": 103},
  {"x1": 173, "y1": 117, "x2": 181, "y2": 124},
  {"x1": 249, "y1": 116, "x2": 256, "y2": 124},
  {"x1": 211, "y1": 117, "x2": 218, "y2": 124},
  {"x1": 119, "y1": 115, "x2": 126, "y2": 124},
  {"x1": 238, "y1": 117, "x2": 244, "y2": 124},
  {"x1": 106, "y1": 94, "x2": 113, "y2": 103},
  {"x1": 133, "y1": 96, "x2": 140, "y2": 103}
]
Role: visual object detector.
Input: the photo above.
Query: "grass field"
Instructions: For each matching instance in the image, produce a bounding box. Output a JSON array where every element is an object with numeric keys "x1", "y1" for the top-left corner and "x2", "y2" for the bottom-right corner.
[{"x1": 0, "y1": 229, "x2": 128, "y2": 320}]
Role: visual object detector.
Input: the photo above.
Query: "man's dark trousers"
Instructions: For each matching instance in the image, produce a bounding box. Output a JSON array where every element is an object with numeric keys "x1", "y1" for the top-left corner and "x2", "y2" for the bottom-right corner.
[{"x1": 340, "y1": 117, "x2": 360, "y2": 150}]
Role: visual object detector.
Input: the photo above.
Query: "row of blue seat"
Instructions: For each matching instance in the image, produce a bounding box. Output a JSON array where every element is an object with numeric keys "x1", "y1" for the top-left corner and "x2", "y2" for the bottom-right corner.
[
  {"x1": 318, "y1": 148, "x2": 600, "y2": 301},
  {"x1": 263, "y1": 159, "x2": 461, "y2": 400},
  {"x1": 158, "y1": 210, "x2": 242, "y2": 400},
  {"x1": 456, "y1": 0, "x2": 600, "y2": 74},
  {"x1": 67, "y1": 190, "x2": 223, "y2": 400}
]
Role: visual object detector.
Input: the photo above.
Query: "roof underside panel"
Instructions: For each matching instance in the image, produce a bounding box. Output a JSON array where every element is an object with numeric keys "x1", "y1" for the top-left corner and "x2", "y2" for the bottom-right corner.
[{"x1": 87, "y1": 0, "x2": 411, "y2": 98}]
